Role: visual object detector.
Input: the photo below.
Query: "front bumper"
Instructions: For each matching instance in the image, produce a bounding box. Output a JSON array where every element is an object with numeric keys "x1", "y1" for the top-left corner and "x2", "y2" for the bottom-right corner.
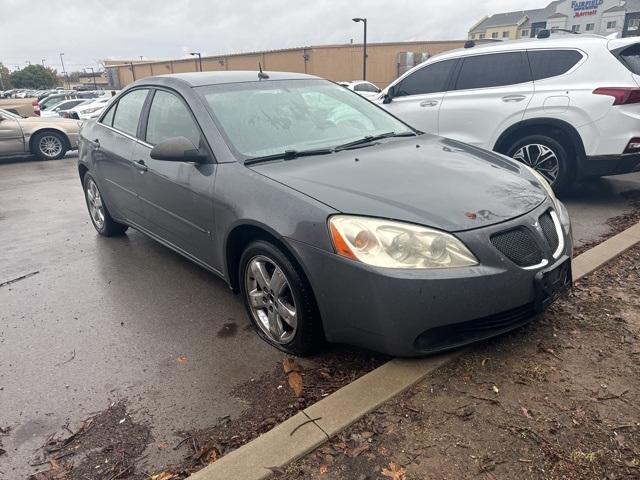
[
  {"x1": 581, "y1": 153, "x2": 640, "y2": 177},
  {"x1": 288, "y1": 201, "x2": 572, "y2": 357}
]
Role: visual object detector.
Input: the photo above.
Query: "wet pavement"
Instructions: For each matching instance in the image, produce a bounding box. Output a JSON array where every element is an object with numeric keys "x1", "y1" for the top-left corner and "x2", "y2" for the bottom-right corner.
[{"x1": 0, "y1": 155, "x2": 639, "y2": 478}]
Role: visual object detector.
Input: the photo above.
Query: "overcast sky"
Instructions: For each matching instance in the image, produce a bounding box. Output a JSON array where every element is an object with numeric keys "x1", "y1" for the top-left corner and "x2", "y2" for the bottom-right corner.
[{"x1": 1, "y1": 0, "x2": 544, "y2": 72}]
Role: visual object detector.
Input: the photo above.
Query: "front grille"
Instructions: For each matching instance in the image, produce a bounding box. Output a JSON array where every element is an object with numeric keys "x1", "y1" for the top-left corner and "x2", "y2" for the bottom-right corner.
[
  {"x1": 490, "y1": 228, "x2": 542, "y2": 267},
  {"x1": 414, "y1": 303, "x2": 537, "y2": 352},
  {"x1": 539, "y1": 210, "x2": 559, "y2": 253}
]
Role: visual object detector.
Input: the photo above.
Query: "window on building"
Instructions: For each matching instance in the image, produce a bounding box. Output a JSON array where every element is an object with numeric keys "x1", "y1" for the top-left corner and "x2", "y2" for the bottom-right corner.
[
  {"x1": 586, "y1": 23, "x2": 595, "y2": 31},
  {"x1": 111, "y1": 89, "x2": 149, "y2": 137},
  {"x1": 571, "y1": 24, "x2": 580, "y2": 32},
  {"x1": 628, "y1": 18, "x2": 640, "y2": 31},
  {"x1": 502, "y1": 31, "x2": 510, "y2": 38},
  {"x1": 395, "y1": 59, "x2": 458, "y2": 97},
  {"x1": 521, "y1": 29, "x2": 530, "y2": 37},
  {"x1": 607, "y1": 21, "x2": 617, "y2": 29},
  {"x1": 145, "y1": 90, "x2": 202, "y2": 147},
  {"x1": 491, "y1": 32, "x2": 499, "y2": 39},
  {"x1": 479, "y1": 33, "x2": 486, "y2": 39},
  {"x1": 528, "y1": 50, "x2": 584, "y2": 80},
  {"x1": 454, "y1": 52, "x2": 531, "y2": 90},
  {"x1": 470, "y1": 34, "x2": 476, "y2": 39}
]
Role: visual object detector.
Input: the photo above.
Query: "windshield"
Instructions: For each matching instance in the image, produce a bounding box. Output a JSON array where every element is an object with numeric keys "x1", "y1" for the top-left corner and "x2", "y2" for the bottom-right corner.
[
  {"x1": 197, "y1": 79, "x2": 412, "y2": 160},
  {"x1": 0, "y1": 109, "x2": 20, "y2": 120}
]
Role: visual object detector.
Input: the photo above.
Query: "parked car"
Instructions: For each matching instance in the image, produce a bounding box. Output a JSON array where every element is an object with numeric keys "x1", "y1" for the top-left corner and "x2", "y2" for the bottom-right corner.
[
  {"x1": 78, "y1": 71, "x2": 572, "y2": 356},
  {"x1": 377, "y1": 32, "x2": 640, "y2": 192},
  {"x1": 62, "y1": 97, "x2": 112, "y2": 120},
  {"x1": 339, "y1": 80, "x2": 382, "y2": 98},
  {"x1": 36, "y1": 91, "x2": 101, "y2": 115},
  {"x1": 40, "y1": 98, "x2": 90, "y2": 118},
  {"x1": 0, "y1": 108, "x2": 81, "y2": 159}
]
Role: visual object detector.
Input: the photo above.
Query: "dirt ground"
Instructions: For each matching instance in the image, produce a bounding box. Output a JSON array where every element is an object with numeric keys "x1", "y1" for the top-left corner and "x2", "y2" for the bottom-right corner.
[{"x1": 284, "y1": 244, "x2": 640, "y2": 480}]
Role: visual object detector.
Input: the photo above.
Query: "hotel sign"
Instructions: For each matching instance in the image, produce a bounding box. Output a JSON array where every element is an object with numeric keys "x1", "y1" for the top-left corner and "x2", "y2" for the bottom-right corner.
[{"x1": 571, "y1": 0, "x2": 603, "y2": 17}]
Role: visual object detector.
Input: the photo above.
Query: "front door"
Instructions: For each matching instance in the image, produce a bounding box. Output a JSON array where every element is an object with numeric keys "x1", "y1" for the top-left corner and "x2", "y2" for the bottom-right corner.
[
  {"x1": 132, "y1": 89, "x2": 217, "y2": 266},
  {"x1": 0, "y1": 113, "x2": 25, "y2": 155},
  {"x1": 381, "y1": 58, "x2": 458, "y2": 134}
]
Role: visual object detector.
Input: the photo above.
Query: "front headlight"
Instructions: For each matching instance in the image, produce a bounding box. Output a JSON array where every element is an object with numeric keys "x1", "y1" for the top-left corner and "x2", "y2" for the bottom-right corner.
[
  {"x1": 84, "y1": 106, "x2": 102, "y2": 114},
  {"x1": 523, "y1": 164, "x2": 557, "y2": 205},
  {"x1": 328, "y1": 215, "x2": 478, "y2": 269}
]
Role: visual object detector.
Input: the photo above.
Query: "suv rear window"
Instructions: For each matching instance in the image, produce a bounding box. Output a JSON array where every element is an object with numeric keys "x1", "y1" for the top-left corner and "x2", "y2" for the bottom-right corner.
[
  {"x1": 454, "y1": 52, "x2": 531, "y2": 90},
  {"x1": 614, "y1": 43, "x2": 640, "y2": 75},
  {"x1": 528, "y1": 50, "x2": 583, "y2": 80}
]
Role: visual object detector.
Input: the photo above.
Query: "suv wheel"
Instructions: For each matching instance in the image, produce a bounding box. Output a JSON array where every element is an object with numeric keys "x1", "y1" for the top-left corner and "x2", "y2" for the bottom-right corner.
[
  {"x1": 32, "y1": 131, "x2": 67, "y2": 160},
  {"x1": 239, "y1": 240, "x2": 322, "y2": 356},
  {"x1": 83, "y1": 174, "x2": 128, "y2": 236},
  {"x1": 506, "y1": 135, "x2": 573, "y2": 193}
]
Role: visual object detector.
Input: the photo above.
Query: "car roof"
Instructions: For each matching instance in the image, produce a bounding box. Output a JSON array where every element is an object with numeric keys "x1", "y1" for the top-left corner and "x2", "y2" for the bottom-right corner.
[{"x1": 139, "y1": 71, "x2": 320, "y2": 88}]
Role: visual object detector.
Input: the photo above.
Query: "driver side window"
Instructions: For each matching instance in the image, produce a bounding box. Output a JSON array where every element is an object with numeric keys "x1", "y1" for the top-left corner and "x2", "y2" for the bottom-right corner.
[{"x1": 395, "y1": 59, "x2": 457, "y2": 97}]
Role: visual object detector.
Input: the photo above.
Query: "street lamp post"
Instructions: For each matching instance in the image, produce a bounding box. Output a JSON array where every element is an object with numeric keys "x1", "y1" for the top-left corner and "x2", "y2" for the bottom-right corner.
[
  {"x1": 41, "y1": 59, "x2": 46, "y2": 67},
  {"x1": 59, "y1": 53, "x2": 69, "y2": 89},
  {"x1": 352, "y1": 17, "x2": 367, "y2": 80},
  {"x1": 190, "y1": 52, "x2": 203, "y2": 72},
  {"x1": 85, "y1": 67, "x2": 98, "y2": 90}
]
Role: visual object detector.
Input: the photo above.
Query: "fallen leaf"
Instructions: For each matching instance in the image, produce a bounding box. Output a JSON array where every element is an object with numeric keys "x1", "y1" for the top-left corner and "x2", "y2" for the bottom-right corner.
[
  {"x1": 520, "y1": 406, "x2": 532, "y2": 419},
  {"x1": 492, "y1": 385, "x2": 500, "y2": 394},
  {"x1": 347, "y1": 442, "x2": 370, "y2": 457},
  {"x1": 382, "y1": 462, "x2": 407, "y2": 480},
  {"x1": 151, "y1": 473, "x2": 176, "y2": 480},
  {"x1": 266, "y1": 466, "x2": 286, "y2": 476},
  {"x1": 282, "y1": 357, "x2": 301, "y2": 374},
  {"x1": 319, "y1": 464, "x2": 328, "y2": 475},
  {"x1": 157, "y1": 442, "x2": 169, "y2": 450},
  {"x1": 287, "y1": 371, "x2": 304, "y2": 397},
  {"x1": 177, "y1": 355, "x2": 187, "y2": 364}
]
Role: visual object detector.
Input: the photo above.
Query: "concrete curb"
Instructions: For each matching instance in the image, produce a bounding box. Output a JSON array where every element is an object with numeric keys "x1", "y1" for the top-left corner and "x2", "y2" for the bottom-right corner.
[{"x1": 188, "y1": 222, "x2": 640, "y2": 480}]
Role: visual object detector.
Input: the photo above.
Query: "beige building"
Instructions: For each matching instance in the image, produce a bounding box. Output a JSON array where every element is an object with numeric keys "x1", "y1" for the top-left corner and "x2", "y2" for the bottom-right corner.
[{"x1": 104, "y1": 40, "x2": 466, "y2": 90}]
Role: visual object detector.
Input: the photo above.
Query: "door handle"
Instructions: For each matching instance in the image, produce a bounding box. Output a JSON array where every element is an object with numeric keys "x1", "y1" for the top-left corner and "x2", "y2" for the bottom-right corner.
[
  {"x1": 419, "y1": 100, "x2": 439, "y2": 107},
  {"x1": 501, "y1": 95, "x2": 526, "y2": 102},
  {"x1": 88, "y1": 138, "x2": 100, "y2": 148},
  {"x1": 133, "y1": 159, "x2": 148, "y2": 172}
]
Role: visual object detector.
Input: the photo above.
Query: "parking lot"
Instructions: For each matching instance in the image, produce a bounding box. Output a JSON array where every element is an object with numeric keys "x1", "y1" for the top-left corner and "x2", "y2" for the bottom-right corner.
[{"x1": 0, "y1": 153, "x2": 638, "y2": 478}]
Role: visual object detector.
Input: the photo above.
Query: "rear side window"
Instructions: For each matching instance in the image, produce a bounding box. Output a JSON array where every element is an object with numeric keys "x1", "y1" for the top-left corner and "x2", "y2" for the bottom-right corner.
[
  {"x1": 112, "y1": 89, "x2": 148, "y2": 137},
  {"x1": 395, "y1": 59, "x2": 457, "y2": 96},
  {"x1": 455, "y1": 52, "x2": 531, "y2": 90},
  {"x1": 145, "y1": 90, "x2": 201, "y2": 147},
  {"x1": 100, "y1": 105, "x2": 115, "y2": 126},
  {"x1": 614, "y1": 43, "x2": 640, "y2": 75},
  {"x1": 354, "y1": 83, "x2": 378, "y2": 93},
  {"x1": 528, "y1": 50, "x2": 583, "y2": 80}
]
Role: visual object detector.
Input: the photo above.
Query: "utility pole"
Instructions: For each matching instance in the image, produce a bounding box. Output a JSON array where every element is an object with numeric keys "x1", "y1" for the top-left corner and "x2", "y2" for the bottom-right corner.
[
  {"x1": 41, "y1": 59, "x2": 46, "y2": 67},
  {"x1": 352, "y1": 17, "x2": 368, "y2": 80},
  {"x1": 86, "y1": 67, "x2": 97, "y2": 90},
  {"x1": 59, "y1": 53, "x2": 69, "y2": 89},
  {"x1": 190, "y1": 52, "x2": 203, "y2": 72}
]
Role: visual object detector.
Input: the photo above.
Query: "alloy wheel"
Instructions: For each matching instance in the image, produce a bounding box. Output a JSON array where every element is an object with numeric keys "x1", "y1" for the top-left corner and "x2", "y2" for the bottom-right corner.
[
  {"x1": 85, "y1": 178, "x2": 105, "y2": 230},
  {"x1": 245, "y1": 255, "x2": 298, "y2": 344},
  {"x1": 39, "y1": 135, "x2": 63, "y2": 158},
  {"x1": 512, "y1": 144, "x2": 559, "y2": 184}
]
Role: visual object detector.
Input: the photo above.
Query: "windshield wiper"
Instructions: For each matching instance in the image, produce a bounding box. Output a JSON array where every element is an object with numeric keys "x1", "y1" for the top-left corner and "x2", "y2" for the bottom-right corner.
[
  {"x1": 245, "y1": 147, "x2": 334, "y2": 165},
  {"x1": 334, "y1": 131, "x2": 417, "y2": 152}
]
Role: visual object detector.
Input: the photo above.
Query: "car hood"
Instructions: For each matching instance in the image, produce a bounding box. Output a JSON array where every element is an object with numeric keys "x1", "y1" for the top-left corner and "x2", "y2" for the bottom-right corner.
[{"x1": 250, "y1": 135, "x2": 548, "y2": 232}]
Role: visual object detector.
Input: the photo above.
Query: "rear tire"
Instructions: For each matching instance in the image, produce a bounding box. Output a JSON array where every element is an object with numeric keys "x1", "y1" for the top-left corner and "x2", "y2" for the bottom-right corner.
[
  {"x1": 239, "y1": 240, "x2": 322, "y2": 356},
  {"x1": 32, "y1": 131, "x2": 67, "y2": 160},
  {"x1": 506, "y1": 134, "x2": 574, "y2": 194},
  {"x1": 83, "y1": 173, "x2": 128, "y2": 236}
]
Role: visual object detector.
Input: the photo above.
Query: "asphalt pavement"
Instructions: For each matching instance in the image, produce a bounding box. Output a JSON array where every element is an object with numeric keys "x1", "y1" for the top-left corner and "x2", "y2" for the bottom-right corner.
[{"x1": 0, "y1": 154, "x2": 639, "y2": 478}]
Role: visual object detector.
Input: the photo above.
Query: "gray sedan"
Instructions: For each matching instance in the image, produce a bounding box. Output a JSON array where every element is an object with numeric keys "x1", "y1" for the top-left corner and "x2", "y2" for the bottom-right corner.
[{"x1": 77, "y1": 71, "x2": 572, "y2": 356}]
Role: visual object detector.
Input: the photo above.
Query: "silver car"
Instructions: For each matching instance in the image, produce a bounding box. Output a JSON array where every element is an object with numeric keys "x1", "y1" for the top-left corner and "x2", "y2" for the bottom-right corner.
[{"x1": 78, "y1": 72, "x2": 573, "y2": 356}]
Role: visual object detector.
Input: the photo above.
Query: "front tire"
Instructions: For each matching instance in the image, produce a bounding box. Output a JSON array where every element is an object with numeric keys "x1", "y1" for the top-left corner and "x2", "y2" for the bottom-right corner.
[
  {"x1": 32, "y1": 131, "x2": 67, "y2": 160},
  {"x1": 239, "y1": 240, "x2": 322, "y2": 356},
  {"x1": 506, "y1": 134, "x2": 574, "y2": 194},
  {"x1": 83, "y1": 174, "x2": 128, "y2": 236}
]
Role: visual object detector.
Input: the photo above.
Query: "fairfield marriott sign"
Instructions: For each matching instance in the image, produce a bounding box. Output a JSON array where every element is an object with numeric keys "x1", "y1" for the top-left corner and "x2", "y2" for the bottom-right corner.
[{"x1": 571, "y1": 0, "x2": 604, "y2": 17}]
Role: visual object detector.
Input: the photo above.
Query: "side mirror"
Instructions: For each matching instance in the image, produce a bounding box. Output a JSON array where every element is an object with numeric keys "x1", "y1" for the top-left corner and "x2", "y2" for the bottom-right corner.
[
  {"x1": 150, "y1": 136, "x2": 208, "y2": 163},
  {"x1": 382, "y1": 85, "x2": 396, "y2": 104}
]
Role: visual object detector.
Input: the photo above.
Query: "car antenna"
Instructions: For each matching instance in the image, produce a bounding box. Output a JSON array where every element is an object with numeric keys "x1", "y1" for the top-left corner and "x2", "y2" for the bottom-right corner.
[{"x1": 258, "y1": 63, "x2": 269, "y2": 80}]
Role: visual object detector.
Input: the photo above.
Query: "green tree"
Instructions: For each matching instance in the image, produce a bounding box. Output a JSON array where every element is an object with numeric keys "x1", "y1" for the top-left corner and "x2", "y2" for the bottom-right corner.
[
  {"x1": 0, "y1": 62, "x2": 12, "y2": 89},
  {"x1": 10, "y1": 65, "x2": 59, "y2": 89}
]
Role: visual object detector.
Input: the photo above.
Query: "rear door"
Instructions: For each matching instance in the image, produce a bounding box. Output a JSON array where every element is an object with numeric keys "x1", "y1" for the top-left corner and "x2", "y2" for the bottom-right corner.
[
  {"x1": 132, "y1": 88, "x2": 217, "y2": 265},
  {"x1": 438, "y1": 51, "x2": 534, "y2": 148},
  {"x1": 92, "y1": 88, "x2": 150, "y2": 224},
  {"x1": 0, "y1": 111, "x2": 25, "y2": 155},
  {"x1": 382, "y1": 59, "x2": 458, "y2": 134}
]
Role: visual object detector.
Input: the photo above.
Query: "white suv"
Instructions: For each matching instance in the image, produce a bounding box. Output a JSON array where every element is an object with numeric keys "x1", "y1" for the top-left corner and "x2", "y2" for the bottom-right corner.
[{"x1": 378, "y1": 33, "x2": 640, "y2": 192}]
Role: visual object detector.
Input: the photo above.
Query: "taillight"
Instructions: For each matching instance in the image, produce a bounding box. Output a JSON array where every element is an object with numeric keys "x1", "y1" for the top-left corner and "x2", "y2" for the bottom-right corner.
[
  {"x1": 624, "y1": 137, "x2": 640, "y2": 153},
  {"x1": 593, "y1": 87, "x2": 640, "y2": 105},
  {"x1": 31, "y1": 99, "x2": 38, "y2": 106}
]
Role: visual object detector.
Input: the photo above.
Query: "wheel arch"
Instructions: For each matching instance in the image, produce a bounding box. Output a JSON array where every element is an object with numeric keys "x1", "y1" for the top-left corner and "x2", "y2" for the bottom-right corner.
[
  {"x1": 493, "y1": 118, "x2": 586, "y2": 162},
  {"x1": 28, "y1": 128, "x2": 71, "y2": 153},
  {"x1": 224, "y1": 221, "x2": 312, "y2": 294}
]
